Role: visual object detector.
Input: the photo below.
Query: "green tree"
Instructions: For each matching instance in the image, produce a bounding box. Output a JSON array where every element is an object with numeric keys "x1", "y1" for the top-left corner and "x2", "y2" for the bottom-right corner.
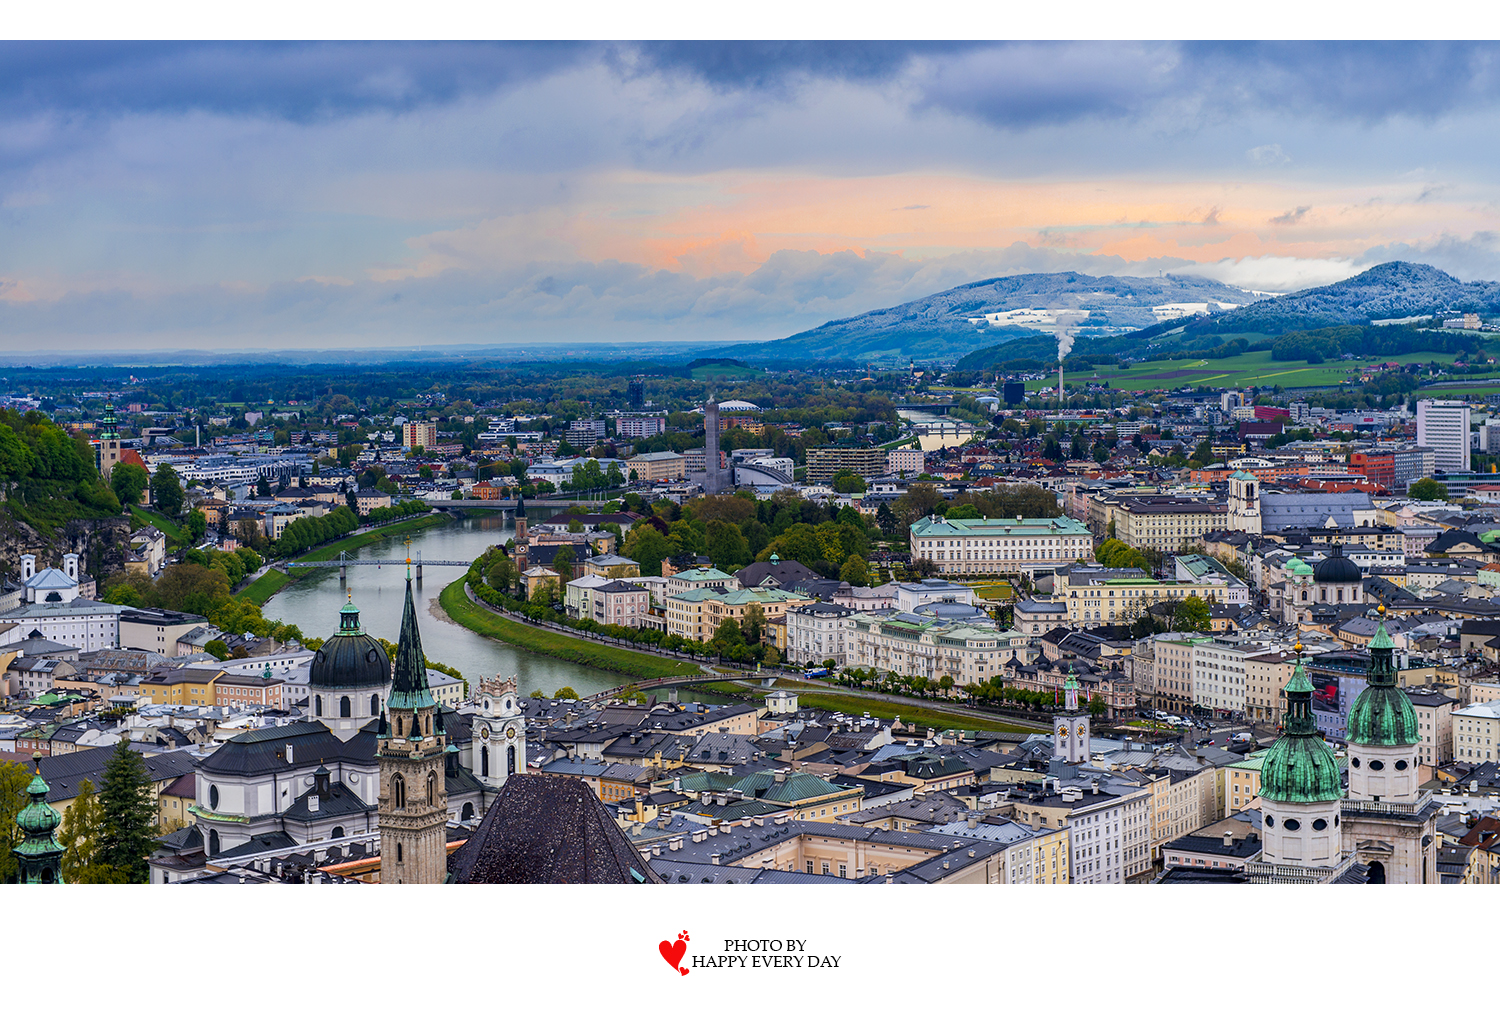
[
  {"x1": 0, "y1": 760, "x2": 33, "y2": 883},
  {"x1": 742, "y1": 602, "x2": 766, "y2": 645},
  {"x1": 1172, "y1": 595, "x2": 1211, "y2": 633},
  {"x1": 839, "y1": 554, "x2": 871, "y2": 586},
  {"x1": 153, "y1": 563, "x2": 231, "y2": 616},
  {"x1": 704, "y1": 519, "x2": 751, "y2": 572},
  {"x1": 57, "y1": 779, "x2": 123, "y2": 883},
  {"x1": 830, "y1": 469, "x2": 867, "y2": 494},
  {"x1": 875, "y1": 502, "x2": 897, "y2": 535},
  {"x1": 204, "y1": 639, "x2": 230, "y2": 661},
  {"x1": 622, "y1": 523, "x2": 675, "y2": 576},
  {"x1": 945, "y1": 503, "x2": 982, "y2": 520},
  {"x1": 184, "y1": 509, "x2": 207, "y2": 543},
  {"x1": 150, "y1": 463, "x2": 185, "y2": 517},
  {"x1": 530, "y1": 579, "x2": 558, "y2": 605},
  {"x1": 110, "y1": 462, "x2": 149, "y2": 507},
  {"x1": 1408, "y1": 477, "x2": 1448, "y2": 502},
  {"x1": 1088, "y1": 694, "x2": 1107, "y2": 719},
  {"x1": 96, "y1": 741, "x2": 158, "y2": 883},
  {"x1": 486, "y1": 555, "x2": 517, "y2": 593},
  {"x1": 554, "y1": 686, "x2": 579, "y2": 700},
  {"x1": 552, "y1": 545, "x2": 574, "y2": 584}
]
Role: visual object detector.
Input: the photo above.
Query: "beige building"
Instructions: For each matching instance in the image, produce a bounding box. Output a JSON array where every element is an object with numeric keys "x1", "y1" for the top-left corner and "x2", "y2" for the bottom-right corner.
[
  {"x1": 1152, "y1": 634, "x2": 1210, "y2": 713},
  {"x1": 847, "y1": 612, "x2": 1030, "y2": 687},
  {"x1": 665, "y1": 587, "x2": 812, "y2": 642},
  {"x1": 1224, "y1": 751, "x2": 1270, "y2": 813},
  {"x1": 1131, "y1": 765, "x2": 1221, "y2": 862},
  {"x1": 1244, "y1": 648, "x2": 1298, "y2": 724},
  {"x1": 626, "y1": 451, "x2": 686, "y2": 484},
  {"x1": 1112, "y1": 496, "x2": 1228, "y2": 552},
  {"x1": 1408, "y1": 688, "x2": 1457, "y2": 766},
  {"x1": 401, "y1": 421, "x2": 438, "y2": 450},
  {"x1": 1054, "y1": 572, "x2": 1241, "y2": 627},
  {"x1": 805, "y1": 446, "x2": 887, "y2": 483},
  {"x1": 1452, "y1": 700, "x2": 1500, "y2": 765},
  {"x1": 909, "y1": 515, "x2": 1094, "y2": 579}
]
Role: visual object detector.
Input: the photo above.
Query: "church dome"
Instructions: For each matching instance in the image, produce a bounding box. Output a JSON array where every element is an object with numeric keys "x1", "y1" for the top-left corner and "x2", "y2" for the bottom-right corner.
[
  {"x1": 1346, "y1": 616, "x2": 1419, "y2": 746},
  {"x1": 1313, "y1": 544, "x2": 1361, "y2": 584},
  {"x1": 1261, "y1": 654, "x2": 1343, "y2": 803},
  {"x1": 308, "y1": 598, "x2": 390, "y2": 689}
]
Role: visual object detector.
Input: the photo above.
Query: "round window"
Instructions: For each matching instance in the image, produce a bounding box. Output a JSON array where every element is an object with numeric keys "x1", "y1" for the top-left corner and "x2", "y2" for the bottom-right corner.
[
  {"x1": 1283, "y1": 818, "x2": 1301, "y2": 831},
  {"x1": 1264, "y1": 815, "x2": 1276, "y2": 828},
  {"x1": 1369, "y1": 760, "x2": 1385, "y2": 771},
  {"x1": 209, "y1": 784, "x2": 220, "y2": 809},
  {"x1": 1312, "y1": 818, "x2": 1328, "y2": 831},
  {"x1": 1351, "y1": 757, "x2": 1361, "y2": 768},
  {"x1": 1395, "y1": 759, "x2": 1409, "y2": 771}
]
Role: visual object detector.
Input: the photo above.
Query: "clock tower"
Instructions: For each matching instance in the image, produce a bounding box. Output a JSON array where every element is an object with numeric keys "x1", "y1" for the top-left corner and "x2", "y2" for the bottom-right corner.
[
  {"x1": 473, "y1": 674, "x2": 526, "y2": 791},
  {"x1": 1052, "y1": 668, "x2": 1090, "y2": 764},
  {"x1": 377, "y1": 578, "x2": 449, "y2": 884}
]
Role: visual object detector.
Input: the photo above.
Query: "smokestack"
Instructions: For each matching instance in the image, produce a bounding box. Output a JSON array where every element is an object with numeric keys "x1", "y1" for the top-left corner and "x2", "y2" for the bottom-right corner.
[{"x1": 1056, "y1": 314, "x2": 1081, "y2": 410}]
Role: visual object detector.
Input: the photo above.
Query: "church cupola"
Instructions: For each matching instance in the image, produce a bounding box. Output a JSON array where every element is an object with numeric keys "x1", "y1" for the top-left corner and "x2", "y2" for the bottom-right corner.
[
  {"x1": 1345, "y1": 606, "x2": 1420, "y2": 802},
  {"x1": 12, "y1": 755, "x2": 65, "y2": 884},
  {"x1": 1259, "y1": 646, "x2": 1345, "y2": 869}
]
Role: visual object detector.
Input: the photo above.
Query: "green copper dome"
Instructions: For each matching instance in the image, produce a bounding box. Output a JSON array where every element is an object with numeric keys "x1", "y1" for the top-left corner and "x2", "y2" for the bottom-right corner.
[
  {"x1": 1261, "y1": 653, "x2": 1343, "y2": 803},
  {"x1": 1346, "y1": 616, "x2": 1418, "y2": 746}
]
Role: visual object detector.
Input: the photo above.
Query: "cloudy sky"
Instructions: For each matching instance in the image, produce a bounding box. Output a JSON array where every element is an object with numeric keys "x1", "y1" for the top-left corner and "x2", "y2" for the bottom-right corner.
[{"x1": 5, "y1": 40, "x2": 1500, "y2": 350}]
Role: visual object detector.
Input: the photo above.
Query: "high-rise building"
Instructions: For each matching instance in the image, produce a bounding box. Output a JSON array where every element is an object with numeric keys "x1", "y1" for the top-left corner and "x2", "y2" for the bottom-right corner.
[
  {"x1": 402, "y1": 421, "x2": 438, "y2": 450},
  {"x1": 1003, "y1": 381, "x2": 1025, "y2": 405},
  {"x1": 627, "y1": 378, "x2": 645, "y2": 411},
  {"x1": 1416, "y1": 399, "x2": 1470, "y2": 472},
  {"x1": 704, "y1": 399, "x2": 724, "y2": 494}
]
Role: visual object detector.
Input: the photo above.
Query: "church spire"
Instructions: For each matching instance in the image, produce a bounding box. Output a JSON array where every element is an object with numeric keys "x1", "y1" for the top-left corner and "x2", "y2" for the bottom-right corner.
[
  {"x1": 12, "y1": 755, "x2": 65, "y2": 883},
  {"x1": 387, "y1": 579, "x2": 435, "y2": 712}
]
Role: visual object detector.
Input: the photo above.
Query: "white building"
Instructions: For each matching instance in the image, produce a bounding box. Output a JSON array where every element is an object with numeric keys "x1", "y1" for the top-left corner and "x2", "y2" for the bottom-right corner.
[
  {"x1": 909, "y1": 514, "x2": 1090, "y2": 578},
  {"x1": 1452, "y1": 700, "x2": 1500, "y2": 765},
  {"x1": 1416, "y1": 399, "x2": 1470, "y2": 472},
  {"x1": 786, "y1": 602, "x2": 856, "y2": 667},
  {"x1": 0, "y1": 598, "x2": 123, "y2": 652}
]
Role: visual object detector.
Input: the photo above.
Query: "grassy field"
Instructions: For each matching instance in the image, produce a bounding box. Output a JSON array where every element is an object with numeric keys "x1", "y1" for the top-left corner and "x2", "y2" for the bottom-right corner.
[
  {"x1": 298, "y1": 514, "x2": 450, "y2": 562},
  {"x1": 237, "y1": 568, "x2": 292, "y2": 606},
  {"x1": 130, "y1": 505, "x2": 186, "y2": 543},
  {"x1": 438, "y1": 579, "x2": 702, "y2": 682},
  {"x1": 1029, "y1": 348, "x2": 1463, "y2": 393},
  {"x1": 970, "y1": 582, "x2": 1015, "y2": 601},
  {"x1": 697, "y1": 678, "x2": 1033, "y2": 733}
]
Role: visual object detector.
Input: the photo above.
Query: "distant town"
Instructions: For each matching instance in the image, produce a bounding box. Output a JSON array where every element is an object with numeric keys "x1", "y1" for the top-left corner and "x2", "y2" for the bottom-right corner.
[{"x1": 6, "y1": 338, "x2": 1500, "y2": 887}]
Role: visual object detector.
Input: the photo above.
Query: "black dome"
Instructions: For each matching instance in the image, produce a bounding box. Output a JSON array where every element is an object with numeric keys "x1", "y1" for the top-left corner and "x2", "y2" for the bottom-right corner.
[
  {"x1": 1313, "y1": 544, "x2": 1361, "y2": 584},
  {"x1": 308, "y1": 600, "x2": 390, "y2": 689}
]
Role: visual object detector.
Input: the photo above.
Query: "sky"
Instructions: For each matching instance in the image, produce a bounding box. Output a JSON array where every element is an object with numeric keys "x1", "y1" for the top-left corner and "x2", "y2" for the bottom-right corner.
[{"x1": 6, "y1": 40, "x2": 1500, "y2": 351}]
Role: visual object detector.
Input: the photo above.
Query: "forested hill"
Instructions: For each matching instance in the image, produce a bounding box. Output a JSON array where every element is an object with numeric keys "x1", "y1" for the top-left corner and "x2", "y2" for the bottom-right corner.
[
  {"x1": 1170, "y1": 261, "x2": 1500, "y2": 338},
  {"x1": 714, "y1": 271, "x2": 1260, "y2": 364}
]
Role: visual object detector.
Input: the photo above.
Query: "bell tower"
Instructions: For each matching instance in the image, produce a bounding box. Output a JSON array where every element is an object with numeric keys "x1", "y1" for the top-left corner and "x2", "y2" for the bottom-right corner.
[
  {"x1": 1052, "y1": 668, "x2": 1090, "y2": 764},
  {"x1": 474, "y1": 675, "x2": 526, "y2": 792},
  {"x1": 377, "y1": 579, "x2": 449, "y2": 884},
  {"x1": 1227, "y1": 470, "x2": 1261, "y2": 534},
  {"x1": 12, "y1": 755, "x2": 65, "y2": 883},
  {"x1": 96, "y1": 403, "x2": 122, "y2": 478}
]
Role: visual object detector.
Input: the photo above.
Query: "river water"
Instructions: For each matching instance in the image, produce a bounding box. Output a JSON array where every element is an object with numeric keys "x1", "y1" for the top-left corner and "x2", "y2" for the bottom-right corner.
[
  {"x1": 261, "y1": 514, "x2": 639, "y2": 699},
  {"x1": 898, "y1": 409, "x2": 979, "y2": 451}
]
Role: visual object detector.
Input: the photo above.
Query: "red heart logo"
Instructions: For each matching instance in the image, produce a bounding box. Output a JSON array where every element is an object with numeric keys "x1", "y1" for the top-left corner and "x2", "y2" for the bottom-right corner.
[{"x1": 659, "y1": 938, "x2": 688, "y2": 973}]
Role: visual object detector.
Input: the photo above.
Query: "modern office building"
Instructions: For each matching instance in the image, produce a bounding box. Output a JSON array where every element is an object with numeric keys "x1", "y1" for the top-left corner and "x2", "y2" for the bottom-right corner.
[{"x1": 1416, "y1": 400, "x2": 1470, "y2": 472}]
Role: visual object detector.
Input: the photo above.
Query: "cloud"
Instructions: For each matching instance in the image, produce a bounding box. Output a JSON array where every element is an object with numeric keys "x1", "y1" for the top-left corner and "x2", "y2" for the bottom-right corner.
[
  {"x1": 1360, "y1": 231, "x2": 1500, "y2": 282},
  {"x1": 1173, "y1": 255, "x2": 1363, "y2": 294},
  {"x1": 1270, "y1": 205, "x2": 1311, "y2": 225},
  {"x1": 1247, "y1": 143, "x2": 1290, "y2": 166}
]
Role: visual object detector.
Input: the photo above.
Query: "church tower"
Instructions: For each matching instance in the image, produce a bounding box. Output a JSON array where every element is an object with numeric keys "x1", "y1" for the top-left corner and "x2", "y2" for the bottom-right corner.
[
  {"x1": 473, "y1": 675, "x2": 526, "y2": 792},
  {"x1": 1052, "y1": 668, "x2": 1089, "y2": 764},
  {"x1": 377, "y1": 579, "x2": 449, "y2": 884},
  {"x1": 12, "y1": 756, "x2": 65, "y2": 883},
  {"x1": 1341, "y1": 607, "x2": 1439, "y2": 883},
  {"x1": 96, "y1": 403, "x2": 121, "y2": 478},
  {"x1": 514, "y1": 492, "x2": 529, "y2": 574},
  {"x1": 1248, "y1": 645, "x2": 1349, "y2": 881},
  {"x1": 1226, "y1": 470, "x2": 1261, "y2": 534}
]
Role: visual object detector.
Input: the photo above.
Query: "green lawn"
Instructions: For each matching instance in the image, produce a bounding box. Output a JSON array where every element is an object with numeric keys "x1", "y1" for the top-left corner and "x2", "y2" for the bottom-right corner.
[
  {"x1": 1032, "y1": 348, "x2": 1463, "y2": 393},
  {"x1": 237, "y1": 569, "x2": 292, "y2": 606},
  {"x1": 971, "y1": 582, "x2": 1015, "y2": 601},
  {"x1": 130, "y1": 505, "x2": 186, "y2": 542},
  {"x1": 438, "y1": 579, "x2": 702, "y2": 682},
  {"x1": 296, "y1": 514, "x2": 450, "y2": 562}
]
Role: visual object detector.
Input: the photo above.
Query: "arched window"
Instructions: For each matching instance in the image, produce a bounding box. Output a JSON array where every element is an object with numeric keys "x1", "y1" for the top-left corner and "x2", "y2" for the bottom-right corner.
[
  {"x1": 396, "y1": 843, "x2": 403, "y2": 863},
  {"x1": 42, "y1": 866, "x2": 55, "y2": 883},
  {"x1": 340, "y1": 696, "x2": 351, "y2": 718},
  {"x1": 480, "y1": 746, "x2": 489, "y2": 777},
  {"x1": 370, "y1": 694, "x2": 379, "y2": 715},
  {"x1": 392, "y1": 773, "x2": 406, "y2": 808},
  {"x1": 315, "y1": 695, "x2": 323, "y2": 716},
  {"x1": 427, "y1": 770, "x2": 437, "y2": 805},
  {"x1": 396, "y1": 715, "x2": 403, "y2": 737},
  {"x1": 1301, "y1": 590, "x2": 1308, "y2": 601},
  {"x1": 508, "y1": 744, "x2": 517, "y2": 775},
  {"x1": 461, "y1": 802, "x2": 474, "y2": 821},
  {"x1": 209, "y1": 829, "x2": 220, "y2": 856},
  {"x1": 331, "y1": 825, "x2": 345, "y2": 838}
]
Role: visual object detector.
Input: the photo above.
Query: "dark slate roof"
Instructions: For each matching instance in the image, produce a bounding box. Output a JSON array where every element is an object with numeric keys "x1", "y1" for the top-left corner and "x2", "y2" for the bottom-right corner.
[
  {"x1": 388, "y1": 579, "x2": 435, "y2": 710},
  {"x1": 36, "y1": 745, "x2": 197, "y2": 805},
  {"x1": 198, "y1": 721, "x2": 376, "y2": 777},
  {"x1": 1162, "y1": 832, "x2": 1263, "y2": 859},
  {"x1": 447, "y1": 774, "x2": 663, "y2": 884},
  {"x1": 1154, "y1": 866, "x2": 1251, "y2": 884},
  {"x1": 281, "y1": 780, "x2": 374, "y2": 822},
  {"x1": 649, "y1": 858, "x2": 849, "y2": 884}
]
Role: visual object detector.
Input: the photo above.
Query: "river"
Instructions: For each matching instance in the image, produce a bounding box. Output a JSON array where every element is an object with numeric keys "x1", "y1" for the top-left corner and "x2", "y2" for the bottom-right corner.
[
  {"x1": 897, "y1": 409, "x2": 979, "y2": 451},
  {"x1": 261, "y1": 513, "x2": 699, "y2": 700}
]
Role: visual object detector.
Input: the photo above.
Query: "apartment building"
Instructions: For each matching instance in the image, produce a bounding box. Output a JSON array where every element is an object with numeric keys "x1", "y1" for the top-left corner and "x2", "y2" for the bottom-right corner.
[
  {"x1": 1192, "y1": 637, "x2": 1273, "y2": 718},
  {"x1": 806, "y1": 445, "x2": 888, "y2": 482},
  {"x1": 1244, "y1": 648, "x2": 1298, "y2": 724},
  {"x1": 909, "y1": 515, "x2": 1093, "y2": 579},
  {"x1": 1113, "y1": 497, "x2": 1228, "y2": 552},
  {"x1": 1153, "y1": 634, "x2": 1211, "y2": 713},
  {"x1": 887, "y1": 448, "x2": 925, "y2": 475},
  {"x1": 614, "y1": 414, "x2": 667, "y2": 439},
  {"x1": 1452, "y1": 700, "x2": 1500, "y2": 765},
  {"x1": 1408, "y1": 688, "x2": 1457, "y2": 766},
  {"x1": 786, "y1": 602, "x2": 856, "y2": 667},
  {"x1": 589, "y1": 581, "x2": 652, "y2": 629},
  {"x1": 626, "y1": 451, "x2": 686, "y2": 484},
  {"x1": 1001, "y1": 779, "x2": 1153, "y2": 885},
  {"x1": 1416, "y1": 400, "x2": 1470, "y2": 473},
  {"x1": 401, "y1": 421, "x2": 437, "y2": 450},
  {"x1": 665, "y1": 587, "x2": 812, "y2": 642},
  {"x1": 847, "y1": 613, "x2": 1028, "y2": 686},
  {"x1": 1055, "y1": 569, "x2": 1246, "y2": 627}
]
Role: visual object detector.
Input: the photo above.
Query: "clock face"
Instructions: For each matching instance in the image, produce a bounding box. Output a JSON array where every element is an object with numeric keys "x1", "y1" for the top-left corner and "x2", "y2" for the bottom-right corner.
[
  {"x1": 506, "y1": 725, "x2": 517, "y2": 740},
  {"x1": 1076, "y1": 723, "x2": 1087, "y2": 738},
  {"x1": 1057, "y1": 725, "x2": 1068, "y2": 738},
  {"x1": 479, "y1": 726, "x2": 490, "y2": 741}
]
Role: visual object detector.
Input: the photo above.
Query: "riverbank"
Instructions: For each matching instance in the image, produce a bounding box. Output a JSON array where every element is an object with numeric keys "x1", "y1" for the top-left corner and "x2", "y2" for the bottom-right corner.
[
  {"x1": 692, "y1": 680, "x2": 1036, "y2": 734},
  {"x1": 437, "y1": 578, "x2": 702, "y2": 683},
  {"x1": 238, "y1": 513, "x2": 454, "y2": 606}
]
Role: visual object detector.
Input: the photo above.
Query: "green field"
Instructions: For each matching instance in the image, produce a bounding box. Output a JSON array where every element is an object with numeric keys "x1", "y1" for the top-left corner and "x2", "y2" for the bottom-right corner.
[
  {"x1": 130, "y1": 505, "x2": 187, "y2": 543},
  {"x1": 971, "y1": 582, "x2": 1015, "y2": 601},
  {"x1": 237, "y1": 568, "x2": 292, "y2": 605},
  {"x1": 438, "y1": 579, "x2": 702, "y2": 682},
  {"x1": 1032, "y1": 348, "x2": 1463, "y2": 393}
]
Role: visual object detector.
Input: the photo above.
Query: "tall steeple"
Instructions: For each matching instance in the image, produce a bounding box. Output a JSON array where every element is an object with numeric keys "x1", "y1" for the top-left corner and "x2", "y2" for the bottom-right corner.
[
  {"x1": 12, "y1": 756, "x2": 65, "y2": 883},
  {"x1": 1053, "y1": 665, "x2": 1089, "y2": 763},
  {"x1": 377, "y1": 579, "x2": 448, "y2": 883}
]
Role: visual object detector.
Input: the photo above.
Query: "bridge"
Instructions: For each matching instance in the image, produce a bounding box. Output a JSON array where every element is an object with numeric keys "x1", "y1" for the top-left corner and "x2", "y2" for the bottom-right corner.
[
  {"x1": 286, "y1": 551, "x2": 470, "y2": 579},
  {"x1": 894, "y1": 402, "x2": 957, "y2": 414},
  {"x1": 429, "y1": 498, "x2": 613, "y2": 511}
]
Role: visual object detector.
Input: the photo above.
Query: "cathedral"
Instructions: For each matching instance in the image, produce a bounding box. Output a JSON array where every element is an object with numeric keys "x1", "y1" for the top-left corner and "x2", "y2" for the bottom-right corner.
[{"x1": 1247, "y1": 607, "x2": 1438, "y2": 883}]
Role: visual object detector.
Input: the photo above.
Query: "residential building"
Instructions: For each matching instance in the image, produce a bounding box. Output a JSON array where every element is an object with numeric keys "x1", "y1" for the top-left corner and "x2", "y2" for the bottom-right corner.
[
  {"x1": 1417, "y1": 400, "x2": 1470, "y2": 473},
  {"x1": 909, "y1": 515, "x2": 1092, "y2": 578},
  {"x1": 1000, "y1": 778, "x2": 1153, "y2": 884},
  {"x1": 887, "y1": 448, "x2": 924, "y2": 475},
  {"x1": 847, "y1": 612, "x2": 1028, "y2": 687},
  {"x1": 590, "y1": 581, "x2": 652, "y2": 629},
  {"x1": 664, "y1": 587, "x2": 812, "y2": 642},
  {"x1": 1153, "y1": 634, "x2": 1211, "y2": 713},
  {"x1": 615, "y1": 414, "x2": 667, "y2": 439},
  {"x1": 785, "y1": 602, "x2": 856, "y2": 667},
  {"x1": 1452, "y1": 701, "x2": 1500, "y2": 765},
  {"x1": 1225, "y1": 751, "x2": 1269, "y2": 813},
  {"x1": 1055, "y1": 567, "x2": 1246, "y2": 627},
  {"x1": 1244, "y1": 648, "x2": 1298, "y2": 724},
  {"x1": 119, "y1": 607, "x2": 210, "y2": 658},
  {"x1": 627, "y1": 451, "x2": 686, "y2": 484},
  {"x1": 1112, "y1": 497, "x2": 1228, "y2": 551},
  {"x1": 1409, "y1": 688, "x2": 1457, "y2": 766},
  {"x1": 805, "y1": 446, "x2": 887, "y2": 483},
  {"x1": 401, "y1": 421, "x2": 438, "y2": 450}
]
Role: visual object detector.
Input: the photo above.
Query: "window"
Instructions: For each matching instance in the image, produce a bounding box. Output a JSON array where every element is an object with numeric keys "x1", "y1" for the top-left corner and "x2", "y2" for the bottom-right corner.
[
  {"x1": 393, "y1": 773, "x2": 406, "y2": 808},
  {"x1": 340, "y1": 696, "x2": 351, "y2": 718}
]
